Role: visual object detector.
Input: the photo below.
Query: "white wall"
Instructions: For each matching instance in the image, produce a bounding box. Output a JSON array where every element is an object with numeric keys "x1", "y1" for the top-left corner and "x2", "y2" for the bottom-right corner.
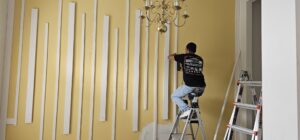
[
  {"x1": 0, "y1": 0, "x2": 11, "y2": 139},
  {"x1": 296, "y1": 0, "x2": 300, "y2": 137},
  {"x1": 262, "y1": 0, "x2": 299, "y2": 139}
]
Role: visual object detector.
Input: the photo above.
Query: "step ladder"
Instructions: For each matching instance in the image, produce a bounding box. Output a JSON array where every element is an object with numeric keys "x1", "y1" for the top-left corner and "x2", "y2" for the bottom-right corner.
[
  {"x1": 224, "y1": 71, "x2": 262, "y2": 140},
  {"x1": 168, "y1": 89, "x2": 206, "y2": 140}
]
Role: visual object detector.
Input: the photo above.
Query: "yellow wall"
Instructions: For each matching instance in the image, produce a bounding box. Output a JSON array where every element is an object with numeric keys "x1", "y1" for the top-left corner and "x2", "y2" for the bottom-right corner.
[{"x1": 6, "y1": 0, "x2": 235, "y2": 140}]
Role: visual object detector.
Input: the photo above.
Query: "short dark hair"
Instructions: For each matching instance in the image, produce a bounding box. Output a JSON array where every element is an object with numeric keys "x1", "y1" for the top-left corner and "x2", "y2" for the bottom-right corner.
[{"x1": 186, "y1": 42, "x2": 197, "y2": 53}]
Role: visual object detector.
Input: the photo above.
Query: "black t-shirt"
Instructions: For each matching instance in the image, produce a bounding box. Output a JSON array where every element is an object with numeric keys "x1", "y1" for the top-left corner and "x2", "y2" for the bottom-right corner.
[{"x1": 174, "y1": 53, "x2": 206, "y2": 87}]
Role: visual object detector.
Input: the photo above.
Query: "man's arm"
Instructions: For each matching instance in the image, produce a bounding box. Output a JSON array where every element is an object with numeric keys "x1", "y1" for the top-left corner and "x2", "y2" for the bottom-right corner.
[{"x1": 168, "y1": 53, "x2": 176, "y2": 60}]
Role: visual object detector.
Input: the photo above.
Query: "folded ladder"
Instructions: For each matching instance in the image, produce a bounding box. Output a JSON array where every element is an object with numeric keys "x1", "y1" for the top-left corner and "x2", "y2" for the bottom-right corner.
[{"x1": 168, "y1": 91, "x2": 206, "y2": 140}]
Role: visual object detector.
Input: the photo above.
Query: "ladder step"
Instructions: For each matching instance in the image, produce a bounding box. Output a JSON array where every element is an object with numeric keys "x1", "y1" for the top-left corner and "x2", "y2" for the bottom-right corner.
[
  {"x1": 234, "y1": 103, "x2": 258, "y2": 110},
  {"x1": 182, "y1": 118, "x2": 200, "y2": 123},
  {"x1": 171, "y1": 133, "x2": 193, "y2": 135},
  {"x1": 170, "y1": 133, "x2": 192, "y2": 139},
  {"x1": 228, "y1": 125, "x2": 256, "y2": 135},
  {"x1": 238, "y1": 81, "x2": 262, "y2": 86}
]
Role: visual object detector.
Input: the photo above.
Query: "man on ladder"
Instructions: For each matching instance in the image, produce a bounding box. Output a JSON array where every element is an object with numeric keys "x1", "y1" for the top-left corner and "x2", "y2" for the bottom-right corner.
[{"x1": 168, "y1": 42, "x2": 206, "y2": 140}]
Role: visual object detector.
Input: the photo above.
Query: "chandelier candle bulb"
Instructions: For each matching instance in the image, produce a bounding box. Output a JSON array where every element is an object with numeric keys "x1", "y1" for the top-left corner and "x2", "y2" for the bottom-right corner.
[
  {"x1": 145, "y1": 0, "x2": 149, "y2": 7},
  {"x1": 174, "y1": 0, "x2": 179, "y2": 6},
  {"x1": 184, "y1": 10, "x2": 187, "y2": 15}
]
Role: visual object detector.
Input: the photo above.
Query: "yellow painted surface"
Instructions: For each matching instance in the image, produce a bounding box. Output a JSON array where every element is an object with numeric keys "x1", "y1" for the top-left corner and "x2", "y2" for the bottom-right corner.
[{"x1": 6, "y1": 0, "x2": 235, "y2": 140}]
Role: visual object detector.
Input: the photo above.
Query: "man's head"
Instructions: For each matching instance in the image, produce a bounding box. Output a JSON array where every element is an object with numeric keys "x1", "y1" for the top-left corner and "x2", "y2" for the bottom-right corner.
[{"x1": 186, "y1": 42, "x2": 197, "y2": 54}]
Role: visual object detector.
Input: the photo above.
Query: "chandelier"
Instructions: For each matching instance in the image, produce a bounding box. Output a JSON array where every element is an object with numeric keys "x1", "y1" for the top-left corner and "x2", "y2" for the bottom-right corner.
[{"x1": 141, "y1": 0, "x2": 189, "y2": 33}]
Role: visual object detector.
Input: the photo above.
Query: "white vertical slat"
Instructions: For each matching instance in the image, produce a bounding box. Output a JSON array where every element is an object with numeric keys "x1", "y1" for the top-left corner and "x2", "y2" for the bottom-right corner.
[
  {"x1": 173, "y1": 18, "x2": 179, "y2": 122},
  {"x1": 0, "y1": 0, "x2": 15, "y2": 138},
  {"x1": 25, "y1": 8, "x2": 38, "y2": 124},
  {"x1": 6, "y1": 119, "x2": 15, "y2": 125},
  {"x1": 63, "y1": 2, "x2": 76, "y2": 134},
  {"x1": 153, "y1": 32, "x2": 159, "y2": 140},
  {"x1": 8, "y1": 0, "x2": 25, "y2": 125},
  {"x1": 143, "y1": 12, "x2": 149, "y2": 110},
  {"x1": 89, "y1": 0, "x2": 97, "y2": 139},
  {"x1": 53, "y1": 0, "x2": 62, "y2": 139},
  {"x1": 40, "y1": 23, "x2": 49, "y2": 140},
  {"x1": 77, "y1": 13, "x2": 85, "y2": 140},
  {"x1": 112, "y1": 28, "x2": 119, "y2": 140},
  {"x1": 163, "y1": 24, "x2": 170, "y2": 120},
  {"x1": 123, "y1": 0, "x2": 130, "y2": 110},
  {"x1": 99, "y1": 16, "x2": 110, "y2": 122},
  {"x1": 132, "y1": 9, "x2": 141, "y2": 132}
]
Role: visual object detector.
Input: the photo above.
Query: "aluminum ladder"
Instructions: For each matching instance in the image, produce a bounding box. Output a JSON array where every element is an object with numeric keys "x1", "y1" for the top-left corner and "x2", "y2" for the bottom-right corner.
[{"x1": 224, "y1": 71, "x2": 262, "y2": 140}]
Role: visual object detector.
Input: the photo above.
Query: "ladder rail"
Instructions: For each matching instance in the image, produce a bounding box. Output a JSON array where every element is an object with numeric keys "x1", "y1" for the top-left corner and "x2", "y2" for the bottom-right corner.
[
  {"x1": 227, "y1": 84, "x2": 245, "y2": 140},
  {"x1": 189, "y1": 121, "x2": 195, "y2": 140},
  {"x1": 168, "y1": 111, "x2": 181, "y2": 139},
  {"x1": 180, "y1": 113, "x2": 192, "y2": 140}
]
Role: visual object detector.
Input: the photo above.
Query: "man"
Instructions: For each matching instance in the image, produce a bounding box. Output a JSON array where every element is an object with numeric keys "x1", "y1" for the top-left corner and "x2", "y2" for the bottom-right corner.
[{"x1": 168, "y1": 42, "x2": 206, "y2": 119}]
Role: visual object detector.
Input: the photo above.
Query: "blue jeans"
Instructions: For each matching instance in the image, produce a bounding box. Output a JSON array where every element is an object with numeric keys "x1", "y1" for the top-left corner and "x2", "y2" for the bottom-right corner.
[{"x1": 172, "y1": 85, "x2": 205, "y2": 112}]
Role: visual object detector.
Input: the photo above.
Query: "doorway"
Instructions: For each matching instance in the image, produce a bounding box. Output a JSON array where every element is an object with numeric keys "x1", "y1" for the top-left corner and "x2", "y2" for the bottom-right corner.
[{"x1": 252, "y1": 0, "x2": 262, "y2": 81}]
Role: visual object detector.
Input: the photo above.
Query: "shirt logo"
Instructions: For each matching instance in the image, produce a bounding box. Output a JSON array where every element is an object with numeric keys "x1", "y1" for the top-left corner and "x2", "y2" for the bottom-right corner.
[{"x1": 184, "y1": 57, "x2": 203, "y2": 75}]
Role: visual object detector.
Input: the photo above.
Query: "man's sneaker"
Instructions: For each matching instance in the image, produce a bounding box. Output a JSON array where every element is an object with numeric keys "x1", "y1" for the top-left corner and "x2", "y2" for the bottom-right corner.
[{"x1": 179, "y1": 109, "x2": 191, "y2": 119}]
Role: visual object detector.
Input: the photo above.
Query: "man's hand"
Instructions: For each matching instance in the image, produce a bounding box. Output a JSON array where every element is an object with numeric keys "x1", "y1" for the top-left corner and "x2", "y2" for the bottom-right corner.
[{"x1": 168, "y1": 53, "x2": 176, "y2": 60}]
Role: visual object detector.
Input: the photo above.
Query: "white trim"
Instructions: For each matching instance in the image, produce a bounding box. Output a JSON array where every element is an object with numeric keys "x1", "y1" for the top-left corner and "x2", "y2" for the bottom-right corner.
[
  {"x1": 25, "y1": 8, "x2": 38, "y2": 124},
  {"x1": 173, "y1": 18, "x2": 179, "y2": 122},
  {"x1": 53, "y1": 0, "x2": 62, "y2": 139},
  {"x1": 7, "y1": 0, "x2": 25, "y2": 125},
  {"x1": 77, "y1": 13, "x2": 85, "y2": 140},
  {"x1": 123, "y1": 0, "x2": 130, "y2": 110},
  {"x1": 111, "y1": 28, "x2": 119, "y2": 140},
  {"x1": 89, "y1": 0, "x2": 97, "y2": 139},
  {"x1": 40, "y1": 23, "x2": 49, "y2": 140},
  {"x1": 234, "y1": 1, "x2": 254, "y2": 139},
  {"x1": 143, "y1": 13, "x2": 149, "y2": 110},
  {"x1": 163, "y1": 24, "x2": 170, "y2": 120},
  {"x1": 213, "y1": 51, "x2": 241, "y2": 140},
  {"x1": 153, "y1": 32, "x2": 159, "y2": 140},
  {"x1": 100, "y1": 15, "x2": 110, "y2": 122},
  {"x1": 132, "y1": 9, "x2": 141, "y2": 132},
  {"x1": 6, "y1": 119, "x2": 15, "y2": 125},
  {"x1": 63, "y1": 2, "x2": 76, "y2": 134},
  {"x1": 0, "y1": 0, "x2": 13, "y2": 137}
]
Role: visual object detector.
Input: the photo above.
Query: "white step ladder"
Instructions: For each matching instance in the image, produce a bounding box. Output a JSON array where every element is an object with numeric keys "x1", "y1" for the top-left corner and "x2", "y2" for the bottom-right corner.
[
  {"x1": 168, "y1": 89, "x2": 206, "y2": 140},
  {"x1": 224, "y1": 71, "x2": 262, "y2": 140}
]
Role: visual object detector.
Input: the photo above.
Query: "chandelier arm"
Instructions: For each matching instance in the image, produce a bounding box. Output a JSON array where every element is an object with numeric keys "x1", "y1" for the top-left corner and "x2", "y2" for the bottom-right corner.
[
  {"x1": 168, "y1": 7, "x2": 176, "y2": 17},
  {"x1": 165, "y1": 13, "x2": 174, "y2": 24},
  {"x1": 174, "y1": 17, "x2": 187, "y2": 27},
  {"x1": 164, "y1": 4, "x2": 176, "y2": 22},
  {"x1": 145, "y1": 12, "x2": 152, "y2": 27},
  {"x1": 150, "y1": 6, "x2": 161, "y2": 22},
  {"x1": 157, "y1": 12, "x2": 162, "y2": 23},
  {"x1": 171, "y1": 11, "x2": 179, "y2": 23},
  {"x1": 145, "y1": 10, "x2": 155, "y2": 23}
]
